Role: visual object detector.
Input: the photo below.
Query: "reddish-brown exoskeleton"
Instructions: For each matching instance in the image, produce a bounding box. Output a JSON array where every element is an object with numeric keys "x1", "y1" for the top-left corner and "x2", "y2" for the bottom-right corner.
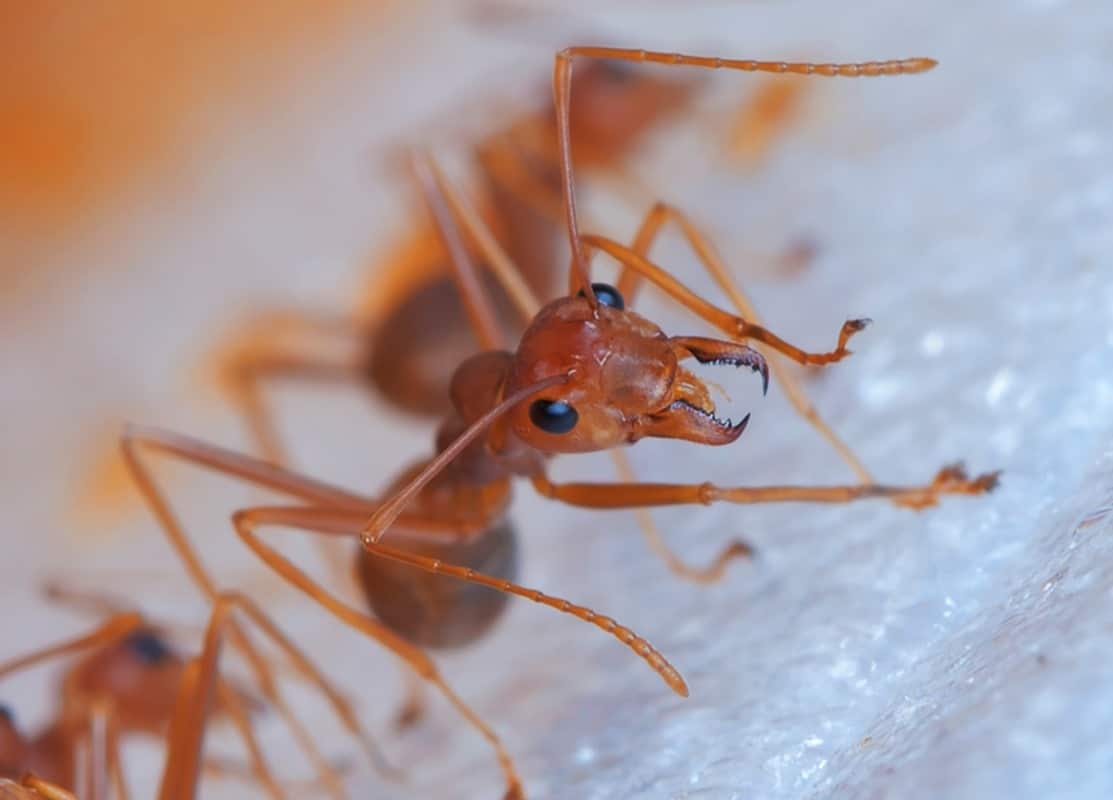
[
  {"x1": 121, "y1": 48, "x2": 998, "y2": 799},
  {"x1": 0, "y1": 588, "x2": 391, "y2": 800}
]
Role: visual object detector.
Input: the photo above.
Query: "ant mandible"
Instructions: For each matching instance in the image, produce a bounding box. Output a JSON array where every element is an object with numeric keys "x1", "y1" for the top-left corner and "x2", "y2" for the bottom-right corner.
[{"x1": 122, "y1": 47, "x2": 998, "y2": 800}]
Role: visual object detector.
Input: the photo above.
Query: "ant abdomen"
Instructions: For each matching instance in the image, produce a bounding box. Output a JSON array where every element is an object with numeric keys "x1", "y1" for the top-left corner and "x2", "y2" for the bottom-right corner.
[
  {"x1": 355, "y1": 517, "x2": 518, "y2": 649},
  {"x1": 363, "y1": 272, "x2": 523, "y2": 419}
]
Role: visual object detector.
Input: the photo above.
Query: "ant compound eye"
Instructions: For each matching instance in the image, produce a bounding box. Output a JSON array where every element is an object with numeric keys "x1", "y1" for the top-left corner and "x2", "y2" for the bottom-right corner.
[
  {"x1": 577, "y1": 282, "x2": 625, "y2": 310},
  {"x1": 125, "y1": 630, "x2": 172, "y2": 666},
  {"x1": 529, "y1": 399, "x2": 579, "y2": 434},
  {"x1": 0, "y1": 703, "x2": 13, "y2": 724}
]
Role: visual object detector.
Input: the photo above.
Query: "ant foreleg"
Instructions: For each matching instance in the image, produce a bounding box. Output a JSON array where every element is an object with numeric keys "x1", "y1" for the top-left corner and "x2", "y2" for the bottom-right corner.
[
  {"x1": 606, "y1": 202, "x2": 870, "y2": 482},
  {"x1": 616, "y1": 202, "x2": 810, "y2": 305},
  {"x1": 14, "y1": 775, "x2": 77, "y2": 800},
  {"x1": 583, "y1": 234, "x2": 869, "y2": 366},
  {"x1": 532, "y1": 463, "x2": 1000, "y2": 512}
]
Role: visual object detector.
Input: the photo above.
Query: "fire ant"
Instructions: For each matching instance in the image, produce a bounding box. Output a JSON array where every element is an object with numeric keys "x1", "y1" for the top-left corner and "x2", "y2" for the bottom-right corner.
[
  {"x1": 0, "y1": 585, "x2": 392, "y2": 799},
  {"x1": 207, "y1": 55, "x2": 828, "y2": 590},
  {"x1": 118, "y1": 47, "x2": 998, "y2": 799}
]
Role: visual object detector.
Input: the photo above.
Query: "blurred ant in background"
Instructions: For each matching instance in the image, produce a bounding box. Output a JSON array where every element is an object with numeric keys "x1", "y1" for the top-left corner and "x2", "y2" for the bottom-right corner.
[{"x1": 0, "y1": 583, "x2": 393, "y2": 799}]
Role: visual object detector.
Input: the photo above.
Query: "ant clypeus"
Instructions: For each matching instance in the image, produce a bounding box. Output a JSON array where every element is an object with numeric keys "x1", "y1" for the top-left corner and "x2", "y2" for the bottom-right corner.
[
  {"x1": 0, "y1": 585, "x2": 393, "y2": 799},
  {"x1": 121, "y1": 48, "x2": 998, "y2": 799}
]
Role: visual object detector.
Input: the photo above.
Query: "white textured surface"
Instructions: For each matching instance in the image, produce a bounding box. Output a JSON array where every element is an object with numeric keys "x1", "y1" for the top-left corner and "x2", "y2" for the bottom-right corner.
[{"x1": 3, "y1": 1, "x2": 1112, "y2": 799}]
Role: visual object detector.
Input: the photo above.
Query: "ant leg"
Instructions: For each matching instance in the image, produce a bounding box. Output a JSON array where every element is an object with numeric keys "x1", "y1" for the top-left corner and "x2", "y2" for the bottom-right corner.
[
  {"x1": 201, "y1": 756, "x2": 354, "y2": 794},
  {"x1": 157, "y1": 592, "x2": 368, "y2": 800},
  {"x1": 161, "y1": 591, "x2": 397, "y2": 800},
  {"x1": 209, "y1": 312, "x2": 372, "y2": 596},
  {"x1": 223, "y1": 353, "x2": 362, "y2": 466},
  {"x1": 180, "y1": 340, "x2": 367, "y2": 596},
  {"x1": 209, "y1": 309, "x2": 364, "y2": 463},
  {"x1": 158, "y1": 597, "x2": 273, "y2": 800},
  {"x1": 233, "y1": 504, "x2": 688, "y2": 698},
  {"x1": 213, "y1": 592, "x2": 400, "y2": 781},
  {"x1": 612, "y1": 203, "x2": 871, "y2": 482},
  {"x1": 121, "y1": 431, "x2": 387, "y2": 796},
  {"x1": 409, "y1": 151, "x2": 504, "y2": 351},
  {"x1": 725, "y1": 77, "x2": 809, "y2": 167},
  {"x1": 218, "y1": 351, "x2": 367, "y2": 590},
  {"x1": 476, "y1": 135, "x2": 566, "y2": 228},
  {"x1": 211, "y1": 678, "x2": 284, "y2": 800},
  {"x1": 229, "y1": 506, "x2": 526, "y2": 800},
  {"x1": 424, "y1": 155, "x2": 542, "y2": 324},
  {"x1": 104, "y1": 710, "x2": 130, "y2": 800},
  {"x1": 608, "y1": 450, "x2": 753, "y2": 584},
  {"x1": 532, "y1": 462, "x2": 999, "y2": 512},
  {"x1": 394, "y1": 670, "x2": 427, "y2": 731},
  {"x1": 583, "y1": 233, "x2": 868, "y2": 367},
  {"x1": 16, "y1": 776, "x2": 76, "y2": 800},
  {"x1": 0, "y1": 614, "x2": 142, "y2": 679},
  {"x1": 81, "y1": 704, "x2": 109, "y2": 800},
  {"x1": 553, "y1": 47, "x2": 936, "y2": 304},
  {"x1": 78, "y1": 704, "x2": 129, "y2": 800},
  {"x1": 40, "y1": 582, "x2": 132, "y2": 619}
]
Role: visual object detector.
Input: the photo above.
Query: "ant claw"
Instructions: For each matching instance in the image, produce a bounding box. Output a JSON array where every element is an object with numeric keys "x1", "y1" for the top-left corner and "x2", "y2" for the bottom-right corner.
[
  {"x1": 973, "y1": 470, "x2": 1003, "y2": 493},
  {"x1": 830, "y1": 318, "x2": 872, "y2": 361},
  {"x1": 917, "y1": 463, "x2": 1000, "y2": 503},
  {"x1": 724, "y1": 538, "x2": 757, "y2": 561}
]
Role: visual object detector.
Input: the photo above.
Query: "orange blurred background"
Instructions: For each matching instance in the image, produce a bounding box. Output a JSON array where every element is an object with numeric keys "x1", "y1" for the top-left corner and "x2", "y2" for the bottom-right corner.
[{"x1": 2, "y1": 1, "x2": 390, "y2": 293}]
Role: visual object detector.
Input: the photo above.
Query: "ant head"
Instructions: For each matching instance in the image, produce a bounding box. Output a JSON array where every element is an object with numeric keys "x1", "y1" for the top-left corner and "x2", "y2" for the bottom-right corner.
[
  {"x1": 63, "y1": 627, "x2": 184, "y2": 734},
  {"x1": 568, "y1": 62, "x2": 698, "y2": 164},
  {"x1": 506, "y1": 283, "x2": 767, "y2": 454}
]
